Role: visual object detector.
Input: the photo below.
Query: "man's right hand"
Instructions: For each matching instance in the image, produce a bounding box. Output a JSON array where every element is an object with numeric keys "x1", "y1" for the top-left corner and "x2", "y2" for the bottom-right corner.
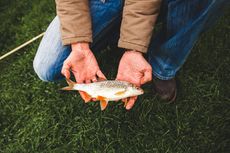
[{"x1": 61, "y1": 42, "x2": 106, "y2": 102}]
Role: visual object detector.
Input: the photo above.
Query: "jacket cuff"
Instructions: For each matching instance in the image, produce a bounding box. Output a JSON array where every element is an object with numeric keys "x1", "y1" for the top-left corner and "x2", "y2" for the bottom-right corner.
[
  {"x1": 118, "y1": 40, "x2": 148, "y2": 53},
  {"x1": 62, "y1": 36, "x2": 93, "y2": 45}
]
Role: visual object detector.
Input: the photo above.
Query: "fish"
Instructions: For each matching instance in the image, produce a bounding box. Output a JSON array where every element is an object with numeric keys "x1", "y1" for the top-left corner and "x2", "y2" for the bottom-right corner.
[{"x1": 61, "y1": 78, "x2": 144, "y2": 110}]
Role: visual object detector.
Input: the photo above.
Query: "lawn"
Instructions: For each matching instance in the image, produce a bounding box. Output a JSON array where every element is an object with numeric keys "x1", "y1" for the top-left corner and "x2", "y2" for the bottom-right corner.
[{"x1": 0, "y1": 0, "x2": 229, "y2": 152}]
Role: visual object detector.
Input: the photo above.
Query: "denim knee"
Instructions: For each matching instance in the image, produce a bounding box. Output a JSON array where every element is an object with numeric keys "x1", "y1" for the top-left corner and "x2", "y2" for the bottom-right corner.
[{"x1": 33, "y1": 55, "x2": 56, "y2": 82}]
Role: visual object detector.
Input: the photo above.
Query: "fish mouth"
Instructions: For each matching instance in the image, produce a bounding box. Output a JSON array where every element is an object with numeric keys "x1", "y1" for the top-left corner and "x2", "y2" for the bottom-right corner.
[{"x1": 139, "y1": 89, "x2": 144, "y2": 94}]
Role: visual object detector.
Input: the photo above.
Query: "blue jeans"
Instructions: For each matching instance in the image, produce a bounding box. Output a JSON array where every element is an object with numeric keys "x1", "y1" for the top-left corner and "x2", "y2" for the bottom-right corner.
[{"x1": 33, "y1": 0, "x2": 228, "y2": 81}]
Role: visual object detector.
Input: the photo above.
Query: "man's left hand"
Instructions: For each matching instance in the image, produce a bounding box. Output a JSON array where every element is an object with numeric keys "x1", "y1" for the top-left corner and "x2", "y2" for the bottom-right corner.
[{"x1": 116, "y1": 50, "x2": 152, "y2": 110}]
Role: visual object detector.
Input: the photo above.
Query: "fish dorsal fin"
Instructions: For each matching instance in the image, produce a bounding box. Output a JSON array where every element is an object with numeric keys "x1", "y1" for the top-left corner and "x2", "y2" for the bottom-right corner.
[{"x1": 115, "y1": 89, "x2": 126, "y2": 96}]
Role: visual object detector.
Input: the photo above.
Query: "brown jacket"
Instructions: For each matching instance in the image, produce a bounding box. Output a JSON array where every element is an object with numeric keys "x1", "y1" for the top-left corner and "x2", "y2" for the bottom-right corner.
[{"x1": 55, "y1": 0, "x2": 161, "y2": 53}]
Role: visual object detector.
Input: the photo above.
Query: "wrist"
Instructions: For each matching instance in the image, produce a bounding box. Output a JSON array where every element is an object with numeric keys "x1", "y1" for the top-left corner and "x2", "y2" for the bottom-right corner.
[
  {"x1": 124, "y1": 50, "x2": 143, "y2": 56},
  {"x1": 71, "y1": 42, "x2": 90, "y2": 52}
]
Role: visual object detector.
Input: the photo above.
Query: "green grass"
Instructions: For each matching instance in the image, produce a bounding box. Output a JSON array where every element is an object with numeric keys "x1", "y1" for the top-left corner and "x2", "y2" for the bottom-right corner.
[{"x1": 0, "y1": 0, "x2": 229, "y2": 152}]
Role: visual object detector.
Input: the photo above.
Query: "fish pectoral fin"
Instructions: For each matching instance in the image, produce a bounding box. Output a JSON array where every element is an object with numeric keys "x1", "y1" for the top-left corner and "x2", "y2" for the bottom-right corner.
[
  {"x1": 115, "y1": 90, "x2": 126, "y2": 96},
  {"x1": 100, "y1": 100, "x2": 108, "y2": 111}
]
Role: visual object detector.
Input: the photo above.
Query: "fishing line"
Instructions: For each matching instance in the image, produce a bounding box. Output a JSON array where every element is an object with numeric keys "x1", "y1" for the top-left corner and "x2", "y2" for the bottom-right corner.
[{"x1": 0, "y1": 32, "x2": 45, "y2": 61}]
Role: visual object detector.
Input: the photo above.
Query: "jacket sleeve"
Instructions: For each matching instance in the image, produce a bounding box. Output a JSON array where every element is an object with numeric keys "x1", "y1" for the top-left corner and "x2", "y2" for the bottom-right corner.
[
  {"x1": 118, "y1": 0, "x2": 162, "y2": 53},
  {"x1": 55, "y1": 0, "x2": 92, "y2": 45}
]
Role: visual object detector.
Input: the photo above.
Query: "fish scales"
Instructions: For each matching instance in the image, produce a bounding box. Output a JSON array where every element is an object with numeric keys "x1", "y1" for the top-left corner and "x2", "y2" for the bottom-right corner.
[{"x1": 96, "y1": 80, "x2": 131, "y2": 89}]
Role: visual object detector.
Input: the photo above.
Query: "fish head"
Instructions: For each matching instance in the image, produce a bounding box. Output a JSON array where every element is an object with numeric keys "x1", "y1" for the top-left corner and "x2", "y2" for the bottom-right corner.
[{"x1": 127, "y1": 85, "x2": 144, "y2": 96}]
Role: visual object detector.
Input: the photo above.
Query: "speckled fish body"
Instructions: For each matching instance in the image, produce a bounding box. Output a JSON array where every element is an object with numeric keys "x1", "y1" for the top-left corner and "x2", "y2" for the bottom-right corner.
[{"x1": 61, "y1": 79, "x2": 144, "y2": 110}]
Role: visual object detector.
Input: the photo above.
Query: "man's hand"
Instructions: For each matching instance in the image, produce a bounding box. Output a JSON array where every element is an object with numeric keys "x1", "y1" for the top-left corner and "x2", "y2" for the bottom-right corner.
[
  {"x1": 61, "y1": 42, "x2": 106, "y2": 102},
  {"x1": 116, "y1": 50, "x2": 152, "y2": 110}
]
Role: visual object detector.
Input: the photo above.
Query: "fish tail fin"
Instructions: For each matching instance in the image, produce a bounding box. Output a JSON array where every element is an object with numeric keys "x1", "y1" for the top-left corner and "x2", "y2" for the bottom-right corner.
[{"x1": 61, "y1": 78, "x2": 76, "y2": 90}]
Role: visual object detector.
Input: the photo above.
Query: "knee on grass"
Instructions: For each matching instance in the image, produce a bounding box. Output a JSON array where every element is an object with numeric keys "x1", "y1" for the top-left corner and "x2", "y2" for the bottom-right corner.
[{"x1": 33, "y1": 58, "x2": 60, "y2": 82}]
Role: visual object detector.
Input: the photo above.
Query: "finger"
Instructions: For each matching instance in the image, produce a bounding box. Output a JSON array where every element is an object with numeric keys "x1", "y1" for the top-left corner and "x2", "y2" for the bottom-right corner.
[
  {"x1": 128, "y1": 77, "x2": 141, "y2": 87},
  {"x1": 91, "y1": 76, "x2": 97, "y2": 82},
  {"x1": 140, "y1": 70, "x2": 152, "y2": 85},
  {"x1": 115, "y1": 74, "x2": 122, "y2": 81},
  {"x1": 72, "y1": 72, "x2": 82, "y2": 83},
  {"x1": 116, "y1": 73, "x2": 141, "y2": 86},
  {"x1": 96, "y1": 70, "x2": 107, "y2": 80},
  {"x1": 85, "y1": 80, "x2": 91, "y2": 84},
  {"x1": 133, "y1": 79, "x2": 141, "y2": 87},
  {"x1": 61, "y1": 62, "x2": 71, "y2": 79},
  {"x1": 126, "y1": 96, "x2": 138, "y2": 110}
]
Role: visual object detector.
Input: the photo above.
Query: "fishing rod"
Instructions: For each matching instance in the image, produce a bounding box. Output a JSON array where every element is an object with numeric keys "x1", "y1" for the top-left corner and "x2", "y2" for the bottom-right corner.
[{"x1": 0, "y1": 32, "x2": 45, "y2": 61}]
